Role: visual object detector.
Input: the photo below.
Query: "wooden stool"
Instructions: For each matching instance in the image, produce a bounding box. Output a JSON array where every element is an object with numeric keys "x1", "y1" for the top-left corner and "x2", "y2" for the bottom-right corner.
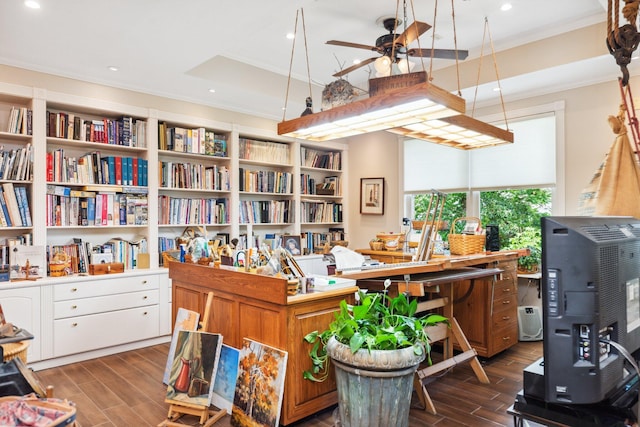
[{"x1": 1, "y1": 341, "x2": 29, "y2": 364}]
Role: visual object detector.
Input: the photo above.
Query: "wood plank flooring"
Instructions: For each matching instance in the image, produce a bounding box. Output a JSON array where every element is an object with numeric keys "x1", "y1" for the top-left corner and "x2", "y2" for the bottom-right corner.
[{"x1": 34, "y1": 340, "x2": 543, "y2": 426}]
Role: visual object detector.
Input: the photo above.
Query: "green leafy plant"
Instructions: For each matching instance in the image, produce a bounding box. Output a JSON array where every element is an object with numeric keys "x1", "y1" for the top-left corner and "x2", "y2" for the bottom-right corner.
[
  {"x1": 505, "y1": 227, "x2": 542, "y2": 272},
  {"x1": 303, "y1": 290, "x2": 448, "y2": 382}
]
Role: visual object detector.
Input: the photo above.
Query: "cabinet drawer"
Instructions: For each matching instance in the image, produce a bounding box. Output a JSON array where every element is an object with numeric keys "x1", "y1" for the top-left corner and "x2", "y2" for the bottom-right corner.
[
  {"x1": 493, "y1": 279, "x2": 516, "y2": 298},
  {"x1": 53, "y1": 305, "x2": 160, "y2": 357},
  {"x1": 54, "y1": 289, "x2": 159, "y2": 319},
  {"x1": 492, "y1": 307, "x2": 518, "y2": 330},
  {"x1": 493, "y1": 293, "x2": 517, "y2": 314},
  {"x1": 54, "y1": 275, "x2": 159, "y2": 301},
  {"x1": 491, "y1": 325, "x2": 518, "y2": 354}
]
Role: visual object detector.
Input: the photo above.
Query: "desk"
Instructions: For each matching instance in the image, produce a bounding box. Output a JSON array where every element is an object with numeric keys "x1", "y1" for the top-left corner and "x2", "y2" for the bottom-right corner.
[{"x1": 343, "y1": 251, "x2": 522, "y2": 357}]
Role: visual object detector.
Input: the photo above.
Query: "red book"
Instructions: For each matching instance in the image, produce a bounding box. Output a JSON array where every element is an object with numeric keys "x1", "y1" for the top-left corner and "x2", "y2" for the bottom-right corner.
[
  {"x1": 115, "y1": 156, "x2": 122, "y2": 185},
  {"x1": 101, "y1": 193, "x2": 108, "y2": 226},
  {"x1": 46, "y1": 152, "x2": 53, "y2": 182}
]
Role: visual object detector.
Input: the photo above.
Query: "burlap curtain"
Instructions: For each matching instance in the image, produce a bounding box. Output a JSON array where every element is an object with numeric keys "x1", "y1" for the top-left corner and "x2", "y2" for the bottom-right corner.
[{"x1": 577, "y1": 108, "x2": 640, "y2": 218}]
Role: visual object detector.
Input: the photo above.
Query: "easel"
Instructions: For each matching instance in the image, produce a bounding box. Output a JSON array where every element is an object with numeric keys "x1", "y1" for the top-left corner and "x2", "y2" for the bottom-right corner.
[{"x1": 158, "y1": 292, "x2": 226, "y2": 427}]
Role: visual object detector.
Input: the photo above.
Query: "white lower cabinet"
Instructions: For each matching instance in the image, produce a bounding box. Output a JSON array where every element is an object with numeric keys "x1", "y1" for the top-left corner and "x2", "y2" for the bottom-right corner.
[
  {"x1": 50, "y1": 273, "x2": 161, "y2": 358},
  {"x1": 0, "y1": 285, "x2": 42, "y2": 362},
  {"x1": 53, "y1": 305, "x2": 159, "y2": 357}
]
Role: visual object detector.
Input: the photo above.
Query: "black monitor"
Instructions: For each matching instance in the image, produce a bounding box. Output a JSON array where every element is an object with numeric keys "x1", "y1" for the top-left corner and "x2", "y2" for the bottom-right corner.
[{"x1": 542, "y1": 216, "x2": 640, "y2": 404}]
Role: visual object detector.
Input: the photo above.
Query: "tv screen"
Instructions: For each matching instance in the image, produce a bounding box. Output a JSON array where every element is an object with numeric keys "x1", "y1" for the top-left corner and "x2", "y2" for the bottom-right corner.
[{"x1": 542, "y1": 216, "x2": 640, "y2": 404}]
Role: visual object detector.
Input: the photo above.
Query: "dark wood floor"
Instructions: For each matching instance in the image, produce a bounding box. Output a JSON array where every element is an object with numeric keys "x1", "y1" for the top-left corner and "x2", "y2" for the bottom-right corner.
[{"x1": 34, "y1": 340, "x2": 543, "y2": 427}]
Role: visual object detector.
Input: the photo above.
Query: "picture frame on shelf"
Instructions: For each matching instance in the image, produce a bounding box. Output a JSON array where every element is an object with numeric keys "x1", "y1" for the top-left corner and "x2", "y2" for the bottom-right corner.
[
  {"x1": 360, "y1": 177, "x2": 384, "y2": 215},
  {"x1": 284, "y1": 235, "x2": 302, "y2": 256}
]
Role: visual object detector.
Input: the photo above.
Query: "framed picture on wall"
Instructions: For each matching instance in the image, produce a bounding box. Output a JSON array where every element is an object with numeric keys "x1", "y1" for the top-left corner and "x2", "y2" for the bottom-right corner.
[{"x1": 360, "y1": 177, "x2": 384, "y2": 215}]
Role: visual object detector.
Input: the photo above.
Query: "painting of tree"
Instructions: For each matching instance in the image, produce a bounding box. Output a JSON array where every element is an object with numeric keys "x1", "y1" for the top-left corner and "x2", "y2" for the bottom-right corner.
[{"x1": 230, "y1": 338, "x2": 288, "y2": 427}]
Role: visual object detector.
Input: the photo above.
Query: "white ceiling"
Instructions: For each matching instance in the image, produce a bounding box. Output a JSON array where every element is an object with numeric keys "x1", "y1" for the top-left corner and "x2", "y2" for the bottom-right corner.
[{"x1": 0, "y1": 0, "x2": 635, "y2": 122}]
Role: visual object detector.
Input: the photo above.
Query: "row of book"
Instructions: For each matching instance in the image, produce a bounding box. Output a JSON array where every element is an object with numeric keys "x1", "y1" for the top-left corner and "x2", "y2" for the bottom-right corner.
[
  {"x1": 302, "y1": 228, "x2": 346, "y2": 253},
  {"x1": 158, "y1": 123, "x2": 228, "y2": 157},
  {"x1": 46, "y1": 111, "x2": 146, "y2": 147},
  {"x1": 239, "y1": 168, "x2": 292, "y2": 194},
  {"x1": 239, "y1": 138, "x2": 290, "y2": 164},
  {"x1": 158, "y1": 196, "x2": 229, "y2": 225},
  {"x1": 239, "y1": 200, "x2": 293, "y2": 224},
  {"x1": 0, "y1": 183, "x2": 31, "y2": 227},
  {"x1": 300, "y1": 200, "x2": 343, "y2": 223},
  {"x1": 300, "y1": 175, "x2": 341, "y2": 196},
  {"x1": 46, "y1": 185, "x2": 148, "y2": 227},
  {"x1": 6, "y1": 107, "x2": 32, "y2": 135},
  {"x1": 159, "y1": 162, "x2": 230, "y2": 191},
  {"x1": 49, "y1": 235, "x2": 148, "y2": 273},
  {"x1": 300, "y1": 147, "x2": 341, "y2": 170},
  {"x1": 0, "y1": 143, "x2": 32, "y2": 182},
  {"x1": 47, "y1": 149, "x2": 148, "y2": 187}
]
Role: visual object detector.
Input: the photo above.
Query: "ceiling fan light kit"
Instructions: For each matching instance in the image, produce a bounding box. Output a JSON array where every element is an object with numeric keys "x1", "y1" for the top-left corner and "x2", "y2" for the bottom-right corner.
[{"x1": 277, "y1": 80, "x2": 465, "y2": 141}]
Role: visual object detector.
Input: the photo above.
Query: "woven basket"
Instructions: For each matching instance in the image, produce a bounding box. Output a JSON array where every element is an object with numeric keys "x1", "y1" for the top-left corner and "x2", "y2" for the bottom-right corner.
[
  {"x1": 1, "y1": 341, "x2": 29, "y2": 363},
  {"x1": 448, "y1": 217, "x2": 485, "y2": 255}
]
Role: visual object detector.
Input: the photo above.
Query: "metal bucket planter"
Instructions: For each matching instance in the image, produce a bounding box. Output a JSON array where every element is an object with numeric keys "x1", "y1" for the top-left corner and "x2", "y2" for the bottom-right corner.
[{"x1": 326, "y1": 337, "x2": 425, "y2": 427}]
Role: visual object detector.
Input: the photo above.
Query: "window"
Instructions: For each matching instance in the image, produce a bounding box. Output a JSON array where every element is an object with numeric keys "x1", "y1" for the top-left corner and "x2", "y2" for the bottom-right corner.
[{"x1": 404, "y1": 103, "x2": 563, "y2": 261}]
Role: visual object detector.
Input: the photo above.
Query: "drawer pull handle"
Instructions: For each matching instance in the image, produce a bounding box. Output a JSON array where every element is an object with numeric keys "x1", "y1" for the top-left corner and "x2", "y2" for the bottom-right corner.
[
  {"x1": 143, "y1": 311, "x2": 148, "y2": 316},
  {"x1": 502, "y1": 288, "x2": 511, "y2": 292},
  {"x1": 72, "y1": 323, "x2": 78, "y2": 327},
  {"x1": 502, "y1": 316, "x2": 510, "y2": 320},
  {"x1": 71, "y1": 305, "x2": 77, "y2": 309},
  {"x1": 502, "y1": 300, "x2": 511, "y2": 304},
  {"x1": 142, "y1": 280, "x2": 148, "y2": 284},
  {"x1": 143, "y1": 296, "x2": 148, "y2": 300},
  {"x1": 71, "y1": 288, "x2": 78, "y2": 292},
  {"x1": 502, "y1": 336, "x2": 511, "y2": 341}
]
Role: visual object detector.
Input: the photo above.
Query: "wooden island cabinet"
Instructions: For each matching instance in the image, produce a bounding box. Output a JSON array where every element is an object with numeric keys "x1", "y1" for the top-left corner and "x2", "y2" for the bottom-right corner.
[{"x1": 168, "y1": 262, "x2": 357, "y2": 425}]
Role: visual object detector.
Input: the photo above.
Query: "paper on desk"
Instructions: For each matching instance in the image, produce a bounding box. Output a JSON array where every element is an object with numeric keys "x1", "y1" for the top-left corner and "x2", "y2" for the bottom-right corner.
[{"x1": 331, "y1": 246, "x2": 365, "y2": 271}]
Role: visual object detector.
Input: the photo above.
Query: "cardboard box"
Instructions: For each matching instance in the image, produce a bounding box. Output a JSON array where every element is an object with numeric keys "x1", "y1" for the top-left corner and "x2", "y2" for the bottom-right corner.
[{"x1": 88, "y1": 262, "x2": 124, "y2": 275}]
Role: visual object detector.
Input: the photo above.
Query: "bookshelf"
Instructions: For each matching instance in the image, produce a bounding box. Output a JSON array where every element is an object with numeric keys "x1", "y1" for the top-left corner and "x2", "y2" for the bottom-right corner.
[
  {"x1": 0, "y1": 90, "x2": 35, "y2": 265},
  {"x1": 299, "y1": 144, "x2": 346, "y2": 253},
  {"x1": 0, "y1": 82, "x2": 348, "y2": 368},
  {"x1": 155, "y1": 115, "x2": 233, "y2": 259},
  {"x1": 237, "y1": 136, "x2": 295, "y2": 229}
]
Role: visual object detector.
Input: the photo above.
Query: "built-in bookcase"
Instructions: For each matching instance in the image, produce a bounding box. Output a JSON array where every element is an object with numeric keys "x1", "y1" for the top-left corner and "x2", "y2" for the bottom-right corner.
[
  {"x1": 155, "y1": 115, "x2": 233, "y2": 260},
  {"x1": 238, "y1": 136, "x2": 295, "y2": 228},
  {"x1": 0, "y1": 84, "x2": 349, "y2": 274},
  {"x1": 0, "y1": 91, "x2": 35, "y2": 262},
  {"x1": 299, "y1": 144, "x2": 346, "y2": 253},
  {"x1": 44, "y1": 101, "x2": 150, "y2": 271}
]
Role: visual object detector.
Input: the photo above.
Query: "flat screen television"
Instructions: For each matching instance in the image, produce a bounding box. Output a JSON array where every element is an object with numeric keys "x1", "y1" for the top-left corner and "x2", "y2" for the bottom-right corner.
[{"x1": 542, "y1": 216, "x2": 640, "y2": 404}]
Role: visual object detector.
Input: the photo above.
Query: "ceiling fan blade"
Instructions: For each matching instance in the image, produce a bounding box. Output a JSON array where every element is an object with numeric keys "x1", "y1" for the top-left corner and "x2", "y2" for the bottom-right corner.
[
  {"x1": 409, "y1": 48, "x2": 469, "y2": 60},
  {"x1": 326, "y1": 40, "x2": 380, "y2": 52},
  {"x1": 332, "y1": 57, "x2": 377, "y2": 78},
  {"x1": 394, "y1": 21, "x2": 431, "y2": 46}
]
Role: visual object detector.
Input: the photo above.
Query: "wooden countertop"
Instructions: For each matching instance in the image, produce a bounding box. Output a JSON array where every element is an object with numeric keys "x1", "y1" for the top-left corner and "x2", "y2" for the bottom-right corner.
[{"x1": 340, "y1": 250, "x2": 523, "y2": 280}]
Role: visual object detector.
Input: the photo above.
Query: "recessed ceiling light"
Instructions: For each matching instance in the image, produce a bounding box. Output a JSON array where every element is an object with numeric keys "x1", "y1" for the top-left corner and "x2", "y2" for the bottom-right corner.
[
  {"x1": 24, "y1": 0, "x2": 40, "y2": 9},
  {"x1": 208, "y1": 88, "x2": 216, "y2": 93},
  {"x1": 501, "y1": 3, "x2": 512, "y2": 11},
  {"x1": 286, "y1": 33, "x2": 295, "y2": 40},
  {"x1": 353, "y1": 59, "x2": 362, "y2": 65},
  {"x1": 107, "y1": 66, "x2": 119, "y2": 72},
  {"x1": 493, "y1": 87, "x2": 502, "y2": 92}
]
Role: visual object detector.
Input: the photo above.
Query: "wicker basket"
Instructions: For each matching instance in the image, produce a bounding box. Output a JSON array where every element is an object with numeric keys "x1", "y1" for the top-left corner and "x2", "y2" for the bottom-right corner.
[
  {"x1": 448, "y1": 217, "x2": 485, "y2": 255},
  {"x1": 1, "y1": 341, "x2": 29, "y2": 363}
]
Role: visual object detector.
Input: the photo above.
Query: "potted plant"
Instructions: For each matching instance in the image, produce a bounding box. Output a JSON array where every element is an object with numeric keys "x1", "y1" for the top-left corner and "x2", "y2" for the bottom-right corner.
[
  {"x1": 506, "y1": 227, "x2": 542, "y2": 273},
  {"x1": 303, "y1": 289, "x2": 448, "y2": 427}
]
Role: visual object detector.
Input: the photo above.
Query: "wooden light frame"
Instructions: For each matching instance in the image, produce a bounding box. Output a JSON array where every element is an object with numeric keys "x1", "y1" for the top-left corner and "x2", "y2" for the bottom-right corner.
[
  {"x1": 390, "y1": 113, "x2": 514, "y2": 150},
  {"x1": 277, "y1": 81, "x2": 465, "y2": 142}
]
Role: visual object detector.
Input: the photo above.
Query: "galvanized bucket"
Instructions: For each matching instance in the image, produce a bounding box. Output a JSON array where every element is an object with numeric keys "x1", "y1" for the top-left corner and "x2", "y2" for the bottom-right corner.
[{"x1": 326, "y1": 337, "x2": 425, "y2": 427}]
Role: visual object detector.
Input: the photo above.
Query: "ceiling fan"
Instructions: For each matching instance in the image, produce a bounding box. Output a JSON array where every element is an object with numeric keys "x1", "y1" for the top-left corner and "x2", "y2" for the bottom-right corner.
[{"x1": 327, "y1": 17, "x2": 469, "y2": 78}]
